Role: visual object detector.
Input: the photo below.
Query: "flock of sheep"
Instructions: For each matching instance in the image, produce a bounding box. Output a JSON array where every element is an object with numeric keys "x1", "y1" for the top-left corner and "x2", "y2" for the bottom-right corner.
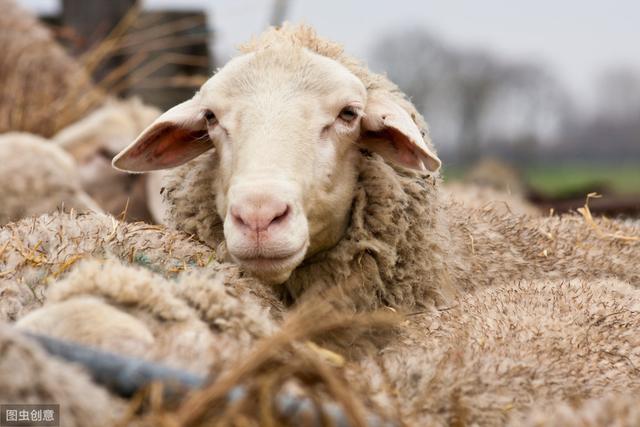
[{"x1": 1, "y1": 3, "x2": 639, "y2": 426}]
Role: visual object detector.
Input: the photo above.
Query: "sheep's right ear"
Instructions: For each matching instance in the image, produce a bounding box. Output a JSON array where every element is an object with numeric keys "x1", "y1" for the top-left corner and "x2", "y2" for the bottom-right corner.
[
  {"x1": 360, "y1": 92, "x2": 441, "y2": 172},
  {"x1": 112, "y1": 99, "x2": 213, "y2": 172}
]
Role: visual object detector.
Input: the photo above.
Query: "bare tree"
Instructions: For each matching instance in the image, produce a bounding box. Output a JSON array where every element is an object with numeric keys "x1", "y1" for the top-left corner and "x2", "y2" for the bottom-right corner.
[
  {"x1": 551, "y1": 67, "x2": 640, "y2": 163},
  {"x1": 595, "y1": 67, "x2": 640, "y2": 121},
  {"x1": 369, "y1": 29, "x2": 569, "y2": 165}
]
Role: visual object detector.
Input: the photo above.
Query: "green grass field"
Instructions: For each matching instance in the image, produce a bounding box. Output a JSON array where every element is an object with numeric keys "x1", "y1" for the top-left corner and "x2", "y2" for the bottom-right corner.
[
  {"x1": 524, "y1": 165, "x2": 640, "y2": 197},
  {"x1": 442, "y1": 164, "x2": 640, "y2": 198}
]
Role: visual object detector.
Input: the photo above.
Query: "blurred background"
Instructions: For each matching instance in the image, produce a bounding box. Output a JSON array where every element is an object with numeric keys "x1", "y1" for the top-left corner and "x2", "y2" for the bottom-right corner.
[{"x1": 9, "y1": 0, "x2": 640, "y2": 217}]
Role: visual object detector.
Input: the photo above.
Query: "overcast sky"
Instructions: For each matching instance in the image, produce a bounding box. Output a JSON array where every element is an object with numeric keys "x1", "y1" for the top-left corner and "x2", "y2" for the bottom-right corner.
[{"x1": 19, "y1": 0, "x2": 640, "y2": 105}]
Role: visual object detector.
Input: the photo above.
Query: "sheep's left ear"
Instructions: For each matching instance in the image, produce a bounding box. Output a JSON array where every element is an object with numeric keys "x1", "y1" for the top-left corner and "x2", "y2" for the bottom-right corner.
[
  {"x1": 112, "y1": 98, "x2": 213, "y2": 173},
  {"x1": 360, "y1": 92, "x2": 441, "y2": 172}
]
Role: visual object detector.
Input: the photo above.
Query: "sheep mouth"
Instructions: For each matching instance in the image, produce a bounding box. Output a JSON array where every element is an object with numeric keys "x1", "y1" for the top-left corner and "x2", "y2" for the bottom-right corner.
[{"x1": 232, "y1": 244, "x2": 307, "y2": 277}]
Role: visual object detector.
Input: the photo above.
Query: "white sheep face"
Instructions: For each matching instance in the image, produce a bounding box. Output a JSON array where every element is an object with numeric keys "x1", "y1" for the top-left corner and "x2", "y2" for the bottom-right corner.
[{"x1": 113, "y1": 46, "x2": 440, "y2": 284}]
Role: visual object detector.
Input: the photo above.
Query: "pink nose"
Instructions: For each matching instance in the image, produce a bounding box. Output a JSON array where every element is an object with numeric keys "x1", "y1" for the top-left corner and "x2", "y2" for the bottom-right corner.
[{"x1": 230, "y1": 195, "x2": 291, "y2": 233}]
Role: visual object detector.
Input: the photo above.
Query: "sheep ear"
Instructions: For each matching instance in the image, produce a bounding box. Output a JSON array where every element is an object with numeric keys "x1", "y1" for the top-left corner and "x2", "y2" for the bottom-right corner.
[
  {"x1": 112, "y1": 99, "x2": 213, "y2": 172},
  {"x1": 360, "y1": 93, "x2": 441, "y2": 172}
]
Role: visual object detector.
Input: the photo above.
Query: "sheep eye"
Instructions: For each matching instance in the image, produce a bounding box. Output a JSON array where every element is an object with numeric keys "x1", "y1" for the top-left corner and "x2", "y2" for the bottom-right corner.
[
  {"x1": 338, "y1": 106, "x2": 358, "y2": 123},
  {"x1": 204, "y1": 109, "x2": 217, "y2": 126}
]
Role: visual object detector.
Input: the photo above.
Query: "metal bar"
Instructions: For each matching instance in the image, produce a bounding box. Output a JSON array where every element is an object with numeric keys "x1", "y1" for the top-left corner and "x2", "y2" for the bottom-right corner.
[
  {"x1": 24, "y1": 332, "x2": 394, "y2": 426},
  {"x1": 25, "y1": 332, "x2": 205, "y2": 399}
]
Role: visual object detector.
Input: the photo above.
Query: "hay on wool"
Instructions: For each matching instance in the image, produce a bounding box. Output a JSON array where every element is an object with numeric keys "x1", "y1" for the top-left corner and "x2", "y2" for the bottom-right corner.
[
  {"x1": 16, "y1": 256, "x2": 281, "y2": 374},
  {"x1": 143, "y1": 295, "x2": 399, "y2": 427},
  {"x1": 578, "y1": 192, "x2": 640, "y2": 242},
  {"x1": 0, "y1": 211, "x2": 215, "y2": 320}
]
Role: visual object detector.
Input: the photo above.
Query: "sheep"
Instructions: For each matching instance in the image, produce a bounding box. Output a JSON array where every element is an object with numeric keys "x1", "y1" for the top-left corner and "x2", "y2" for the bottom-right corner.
[
  {"x1": 0, "y1": 99, "x2": 163, "y2": 225},
  {"x1": 0, "y1": 0, "x2": 162, "y2": 222},
  {"x1": 0, "y1": 132, "x2": 102, "y2": 226},
  {"x1": 1, "y1": 212, "x2": 391, "y2": 426},
  {"x1": 112, "y1": 23, "x2": 639, "y2": 312},
  {"x1": 54, "y1": 97, "x2": 161, "y2": 164},
  {"x1": 443, "y1": 157, "x2": 540, "y2": 217},
  {"x1": 442, "y1": 182, "x2": 540, "y2": 217},
  {"x1": 0, "y1": 0, "x2": 103, "y2": 137},
  {"x1": 52, "y1": 97, "x2": 164, "y2": 222},
  {"x1": 0, "y1": 211, "x2": 281, "y2": 370},
  {"x1": 4, "y1": 213, "x2": 640, "y2": 426},
  {"x1": 464, "y1": 157, "x2": 529, "y2": 196}
]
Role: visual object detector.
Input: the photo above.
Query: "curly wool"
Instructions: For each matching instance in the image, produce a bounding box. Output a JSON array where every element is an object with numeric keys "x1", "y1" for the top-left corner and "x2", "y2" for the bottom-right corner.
[
  {"x1": 518, "y1": 392, "x2": 640, "y2": 427},
  {"x1": 350, "y1": 278, "x2": 640, "y2": 426},
  {"x1": 17, "y1": 257, "x2": 281, "y2": 374},
  {"x1": 0, "y1": 211, "x2": 214, "y2": 321},
  {"x1": 3, "y1": 212, "x2": 640, "y2": 426},
  {"x1": 9, "y1": 259, "x2": 640, "y2": 426}
]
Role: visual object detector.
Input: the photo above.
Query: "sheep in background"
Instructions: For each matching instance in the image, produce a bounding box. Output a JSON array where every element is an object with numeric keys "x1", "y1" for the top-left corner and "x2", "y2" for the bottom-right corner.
[
  {"x1": 443, "y1": 157, "x2": 540, "y2": 217},
  {"x1": 0, "y1": 133, "x2": 101, "y2": 226},
  {"x1": 0, "y1": 98, "x2": 163, "y2": 225},
  {"x1": 442, "y1": 181, "x2": 540, "y2": 217},
  {"x1": 54, "y1": 97, "x2": 161, "y2": 165},
  {"x1": 464, "y1": 157, "x2": 529, "y2": 196},
  {"x1": 0, "y1": 0, "x2": 164, "y2": 223},
  {"x1": 53, "y1": 97, "x2": 164, "y2": 223}
]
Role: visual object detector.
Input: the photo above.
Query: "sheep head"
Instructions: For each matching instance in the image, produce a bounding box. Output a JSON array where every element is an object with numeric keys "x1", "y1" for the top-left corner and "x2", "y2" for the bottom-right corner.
[{"x1": 113, "y1": 44, "x2": 440, "y2": 285}]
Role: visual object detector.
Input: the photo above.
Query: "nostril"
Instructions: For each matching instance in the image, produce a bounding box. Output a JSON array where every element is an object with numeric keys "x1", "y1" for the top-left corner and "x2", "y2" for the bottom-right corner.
[
  {"x1": 269, "y1": 204, "x2": 290, "y2": 227},
  {"x1": 230, "y1": 205, "x2": 247, "y2": 228}
]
